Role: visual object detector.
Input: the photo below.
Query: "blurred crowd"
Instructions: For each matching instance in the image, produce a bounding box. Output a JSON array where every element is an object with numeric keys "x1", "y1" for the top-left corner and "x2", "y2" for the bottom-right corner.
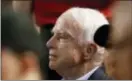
[{"x1": 1, "y1": 0, "x2": 132, "y2": 80}]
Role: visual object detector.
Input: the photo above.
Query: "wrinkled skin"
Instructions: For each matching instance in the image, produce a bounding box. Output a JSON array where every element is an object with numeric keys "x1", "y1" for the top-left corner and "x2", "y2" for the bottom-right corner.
[{"x1": 46, "y1": 13, "x2": 85, "y2": 71}]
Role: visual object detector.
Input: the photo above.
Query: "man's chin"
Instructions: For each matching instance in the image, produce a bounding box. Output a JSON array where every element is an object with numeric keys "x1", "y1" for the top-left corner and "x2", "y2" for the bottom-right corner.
[{"x1": 49, "y1": 61, "x2": 57, "y2": 70}]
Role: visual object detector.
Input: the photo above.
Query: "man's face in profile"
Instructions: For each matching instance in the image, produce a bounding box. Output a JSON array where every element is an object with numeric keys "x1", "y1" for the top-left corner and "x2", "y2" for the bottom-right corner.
[{"x1": 47, "y1": 15, "x2": 84, "y2": 70}]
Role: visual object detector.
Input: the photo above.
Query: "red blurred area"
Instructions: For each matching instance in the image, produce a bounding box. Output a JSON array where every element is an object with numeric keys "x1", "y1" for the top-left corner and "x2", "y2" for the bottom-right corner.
[{"x1": 34, "y1": 0, "x2": 113, "y2": 26}]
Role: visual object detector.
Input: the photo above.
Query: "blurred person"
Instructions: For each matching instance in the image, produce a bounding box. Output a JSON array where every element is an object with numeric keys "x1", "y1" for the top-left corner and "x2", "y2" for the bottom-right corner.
[
  {"x1": 46, "y1": 7, "x2": 111, "y2": 80},
  {"x1": 12, "y1": 0, "x2": 32, "y2": 15},
  {"x1": 11, "y1": 1, "x2": 53, "y2": 79},
  {"x1": 102, "y1": 1, "x2": 132, "y2": 80},
  {"x1": 12, "y1": 1, "x2": 62, "y2": 79},
  {"x1": 12, "y1": 0, "x2": 41, "y2": 33},
  {"x1": 1, "y1": 10, "x2": 45, "y2": 80}
]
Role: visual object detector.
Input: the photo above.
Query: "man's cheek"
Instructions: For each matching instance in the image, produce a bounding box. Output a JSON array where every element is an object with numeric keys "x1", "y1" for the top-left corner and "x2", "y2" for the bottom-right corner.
[
  {"x1": 58, "y1": 42, "x2": 70, "y2": 49},
  {"x1": 72, "y1": 51, "x2": 79, "y2": 63}
]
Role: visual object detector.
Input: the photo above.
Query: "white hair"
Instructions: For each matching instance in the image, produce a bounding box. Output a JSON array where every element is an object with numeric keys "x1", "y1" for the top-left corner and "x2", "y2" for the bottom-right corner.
[
  {"x1": 60, "y1": 7, "x2": 109, "y2": 66},
  {"x1": 64, "y1": 7, "x2": 109, "y2": 43}
]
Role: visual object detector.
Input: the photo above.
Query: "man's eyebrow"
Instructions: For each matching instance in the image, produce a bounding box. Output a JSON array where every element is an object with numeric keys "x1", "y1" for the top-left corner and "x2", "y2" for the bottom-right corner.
[
  {"x1": 63, "y1": 31, "x2": 75, "y2": 39},
  {"x1": 52, "y1": 30, "x2": 72, "y2": 38},
  {"x1": 51, "y1": 27, "x2": 75, "y2": 39}
]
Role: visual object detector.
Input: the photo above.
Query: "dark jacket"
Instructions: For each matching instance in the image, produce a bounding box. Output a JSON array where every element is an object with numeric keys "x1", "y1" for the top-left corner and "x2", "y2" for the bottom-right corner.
[{"x1": 88, "y1": 67, "x2": 112, "y2": 80}]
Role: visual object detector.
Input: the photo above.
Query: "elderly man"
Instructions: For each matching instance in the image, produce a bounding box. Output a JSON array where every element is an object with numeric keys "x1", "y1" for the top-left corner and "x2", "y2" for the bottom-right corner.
[{"x1": 46, "y1": 7, "x2": 111, "y2": 80}]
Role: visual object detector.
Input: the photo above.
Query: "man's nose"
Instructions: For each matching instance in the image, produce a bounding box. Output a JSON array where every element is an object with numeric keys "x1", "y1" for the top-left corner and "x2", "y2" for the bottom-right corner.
[{"x1": 46, "y1": 36, "x2": 55, "y2": 49}]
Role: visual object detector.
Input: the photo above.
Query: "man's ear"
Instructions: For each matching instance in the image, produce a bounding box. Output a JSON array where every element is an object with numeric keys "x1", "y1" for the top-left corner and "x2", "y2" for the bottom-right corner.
[
  {"x1": 83, "y1": 43, "x2": 97, "y2": 61},
  {"x1": 20, "y1": 52, "x2": 38, "y2": 72}
]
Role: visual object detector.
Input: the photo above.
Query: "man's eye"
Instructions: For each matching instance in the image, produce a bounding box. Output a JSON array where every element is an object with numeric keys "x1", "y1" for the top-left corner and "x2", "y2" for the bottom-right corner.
[
  {"x1": 57, "y1": 36, "x2": 64, "y2": 40},
  {"x1": 57, "y1": 36, "x2": 68, "y2": 40}
]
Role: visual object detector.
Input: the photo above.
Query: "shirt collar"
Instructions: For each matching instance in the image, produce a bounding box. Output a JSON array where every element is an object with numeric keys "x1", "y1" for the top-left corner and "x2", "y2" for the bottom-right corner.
[
  {"x1": 77, "y1": 66, "x2": 99, "y2": 80},
  {"x1": 62, "y1": 66, "x2": 99, "y2": 80}
]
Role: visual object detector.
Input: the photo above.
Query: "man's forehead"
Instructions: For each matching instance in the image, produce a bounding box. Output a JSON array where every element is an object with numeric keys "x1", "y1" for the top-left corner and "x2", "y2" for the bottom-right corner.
[
  {"x1": 52, "y1": 18, "x2": 65, "y2": 34},
  {"x1": 52, "y1": 14, "x2": 83, "y2": 35},
  {"x1": 53, "y1": 14, "x2": 71, "y2": 31},
  {"x1": 52, "y1": 24, "x2": 73, "y2": 37}
]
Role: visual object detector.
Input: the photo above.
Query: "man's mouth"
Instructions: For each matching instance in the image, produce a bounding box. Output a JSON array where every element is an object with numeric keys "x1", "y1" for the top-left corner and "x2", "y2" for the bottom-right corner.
[
  {"x1": 49, "y1": 55, "x2": 57, "y2": 60},
  {"x1": 49, "y1": 49, "x2": 56, "y2": 55},
  {"x1": 49, "y1": 50, "x2": 57, "y2": 60}
]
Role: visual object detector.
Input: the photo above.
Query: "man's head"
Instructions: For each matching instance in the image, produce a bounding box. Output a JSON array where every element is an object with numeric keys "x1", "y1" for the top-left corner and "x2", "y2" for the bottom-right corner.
[
  {"x1": 46, "y1": 7, "x2": 109, "y2": 72},
  {"x1": 104, "y1": 1, "x2": 132, "y2": 79},
  {"x1": 1, "y1": 10, "x2": 43, "y2": 80}
]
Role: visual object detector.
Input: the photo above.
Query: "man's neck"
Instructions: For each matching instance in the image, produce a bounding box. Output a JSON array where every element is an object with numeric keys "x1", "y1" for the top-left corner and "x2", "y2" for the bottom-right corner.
[{"x1": 56, "y1": 62, "x2": 96, "y2": 80}]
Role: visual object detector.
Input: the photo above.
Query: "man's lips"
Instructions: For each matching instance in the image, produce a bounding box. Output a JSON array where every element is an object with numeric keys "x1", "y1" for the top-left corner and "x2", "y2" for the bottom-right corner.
[
  {"x1": 49, "y1": 50, "x2": 57, "y2": 60},
  {"x1": 49, "y1": 55, "x2": 57, "y2": 60},
  {"x1": 49, "y1": 49, "x2": 55, "y2": 54}
]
